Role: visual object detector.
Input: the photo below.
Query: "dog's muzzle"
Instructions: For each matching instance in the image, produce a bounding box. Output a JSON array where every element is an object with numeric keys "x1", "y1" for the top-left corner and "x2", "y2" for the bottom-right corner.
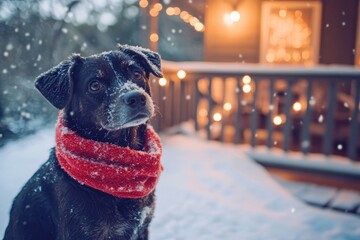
[{"x1": 100, "y1": 87, "x2": 155, "y2": 130}]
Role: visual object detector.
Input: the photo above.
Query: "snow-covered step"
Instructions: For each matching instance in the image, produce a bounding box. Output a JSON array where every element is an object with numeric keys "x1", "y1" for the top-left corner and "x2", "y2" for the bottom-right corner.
[
  {"x1": 274, "y1": 177, "x2": 310, "y2": 197},
  {"x1": 329, "y1": 189, "x2": 360, "y2": 212},
  {"x1": 297, "y1": 185, "x2": 338, "y2": 207},
  {"x1": 275, "y1": 177, "x2": 360, "y2": 214}
]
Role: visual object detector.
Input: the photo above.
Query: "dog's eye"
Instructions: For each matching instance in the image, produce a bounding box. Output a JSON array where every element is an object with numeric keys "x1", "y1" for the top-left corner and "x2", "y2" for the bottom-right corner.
[
  {"x1": 133, "y1": 70, "x2": 143, "y2": 81},
  {"x1": 89, "y1": 80, "x2": 103, "y2": 92}
]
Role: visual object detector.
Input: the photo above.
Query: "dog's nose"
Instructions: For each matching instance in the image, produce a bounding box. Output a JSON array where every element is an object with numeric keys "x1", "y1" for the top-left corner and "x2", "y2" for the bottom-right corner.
[{"x1": 123, "y1": 91, "x2": 147, "y2": 108}]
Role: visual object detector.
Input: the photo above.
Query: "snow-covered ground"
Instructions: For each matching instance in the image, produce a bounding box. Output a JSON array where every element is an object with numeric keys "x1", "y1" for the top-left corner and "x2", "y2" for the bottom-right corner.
[{"x1": 1, "y1": 125, "x2": 360, "y2": 239}]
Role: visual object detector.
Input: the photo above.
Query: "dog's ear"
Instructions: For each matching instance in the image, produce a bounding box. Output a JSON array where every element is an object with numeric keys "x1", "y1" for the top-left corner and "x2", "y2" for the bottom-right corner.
[
  {"x1": 35, "y1": 54, "x2": 82, "y2": 109},
  {"x1": 118, "y1": 44, "x2": 163, "y2": 78}
]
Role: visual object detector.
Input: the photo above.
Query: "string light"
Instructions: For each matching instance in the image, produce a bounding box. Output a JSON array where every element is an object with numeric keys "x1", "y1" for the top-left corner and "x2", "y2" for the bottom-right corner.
[
  {"x1": 166, "y1": 7, "x2": 175, "y2": 16},
  {"x1": 149, "y1": 8, "x2": 159, "y2": 17},
  {"x1": 242, "y1": 84, "x2": 251, "y2": 93},
  {"x1": 158, "y1": 78, "x2": 167, "y2": 86},
  {"x1": 223, "y1": 103, "x2": 232, "y2": 111},
  {"x1": 141, "y1": 1, "x2": 205, "y2": 32},
  {"x1": 177, "y1": 70, "x2": 186, "y2": 79},
  {"x1": 242, "y1": 75, "x2": 252, "y2": 84},
  {"x1": 292, "y1": 102, "x2": 302, "y2": 111},
  {"x1": 150, "y1": 33, "x2": 159, "y2": 42},
  {"x1": 194, "y1": 22, "x2": 205, "y2": 32},
  {"x1": 213, "y1": 113, "x2": 222, "y2": 122},
  {"x1": 273, "y1": 115, "x2": 283, "y2": 125},
  {"x1": 139, "y1": 0, "x2": 148, "y2": 8},
  {"x1": 153, "y1": 3, "x2": 163, "y2": 12},
  {"x1": 173, "y1": 7, "x2": 181, "y2": 15}
]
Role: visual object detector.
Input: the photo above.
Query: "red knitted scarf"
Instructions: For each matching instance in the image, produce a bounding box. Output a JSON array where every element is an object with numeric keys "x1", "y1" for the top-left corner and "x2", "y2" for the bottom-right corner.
[{"x1": 55, "y1": 114, "x2": 163, "y2": 199}]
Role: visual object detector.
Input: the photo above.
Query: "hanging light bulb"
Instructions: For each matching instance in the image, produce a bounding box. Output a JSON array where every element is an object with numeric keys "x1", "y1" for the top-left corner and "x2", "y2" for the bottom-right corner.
[{"x1": 230, "y1": 10, "x2": 241, "y2": 22}]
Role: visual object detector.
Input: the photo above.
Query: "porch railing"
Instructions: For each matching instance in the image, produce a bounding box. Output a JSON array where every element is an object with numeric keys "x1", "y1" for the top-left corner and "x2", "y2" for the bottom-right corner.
[{"x1": 151, "y1": 61, "x2": 360, "y2": 177}]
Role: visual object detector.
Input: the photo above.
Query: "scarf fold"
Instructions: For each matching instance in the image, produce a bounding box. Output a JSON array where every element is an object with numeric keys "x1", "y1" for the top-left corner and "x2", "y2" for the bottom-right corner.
[{"x1": 55, "y1": 114, "x2": 163, "y2": 199}]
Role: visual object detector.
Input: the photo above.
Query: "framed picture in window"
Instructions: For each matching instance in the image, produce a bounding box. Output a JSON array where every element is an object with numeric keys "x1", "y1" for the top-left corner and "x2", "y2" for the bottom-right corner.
[{"x1": 260, "y1": 1, "x2": 322, "y2": 65}]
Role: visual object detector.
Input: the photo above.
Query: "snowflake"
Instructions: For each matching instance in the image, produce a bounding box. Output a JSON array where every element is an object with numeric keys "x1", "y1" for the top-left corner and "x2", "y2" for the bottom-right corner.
[{"x1": 318, "y1": 114, "x2": 324, "y2": 123}]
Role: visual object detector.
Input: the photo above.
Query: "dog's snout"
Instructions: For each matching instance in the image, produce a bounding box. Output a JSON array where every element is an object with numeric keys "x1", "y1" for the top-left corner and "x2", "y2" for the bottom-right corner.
[{"x1": 123, "y1": 92, "x2": 147, "y2": 108}]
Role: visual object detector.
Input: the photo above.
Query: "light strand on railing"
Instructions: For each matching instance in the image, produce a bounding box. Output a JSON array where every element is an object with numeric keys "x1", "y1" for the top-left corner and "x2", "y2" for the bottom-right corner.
[{"x1": 242, "y1": 75, "x2": 252, "y2": 93}]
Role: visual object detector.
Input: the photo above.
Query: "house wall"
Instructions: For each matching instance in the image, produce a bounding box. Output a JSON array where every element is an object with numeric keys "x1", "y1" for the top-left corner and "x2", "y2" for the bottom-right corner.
[
  {"x1": 319, "y1": 0, "x2": 358, "y2": 65},
  {"x1": 204, "y1": 0, "x2": 359, "y2": 65}
]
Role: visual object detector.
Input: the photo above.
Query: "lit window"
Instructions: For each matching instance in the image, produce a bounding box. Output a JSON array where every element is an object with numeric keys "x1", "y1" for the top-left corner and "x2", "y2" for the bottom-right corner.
[{"x1": 260, "y1": 2, "x2": 321, "y2": 65}]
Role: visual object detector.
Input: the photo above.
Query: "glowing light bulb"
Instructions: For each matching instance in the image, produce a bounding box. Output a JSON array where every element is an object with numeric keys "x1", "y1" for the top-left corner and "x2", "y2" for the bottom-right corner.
[
  {"x1": 153, "y1": 3, "x2": 163, "y2": 12},
  {"x1": 150, "y1": 33, "x2": 159, "y2": 42},
  {"x1": 173, "y1": 7, "x2": 181, "y2": 15},
  {"x1": 149, "y1": 9, "x2": 159, "y2": 17},
  {"x1": 177, "y1": 70, "x2": 186, "y2": 79},
  {"x1": 166, "y1": 7, "x2": 175, "y2": 16},
  {"x1": 139, "y1": 0, "x2": 148, "y2": 8},
  {"x1": 194, "y1": 22, "x2": 205, "y2": 32},
  {"x1": 230, "y1": 11, "x2": 241, "y2": 22},
  {"x1": 223, "y1": 102, "x2": 232, "y2": 111},
  {"x1": 213, "y1": 113, "x2": 222, "y2": 122},
  {"x1": 158, "y1": 78, "x2": 167, "y2": 86},
  {"x1": 292, "y1": 102, "x2": 302, "y2": 111},
  {"x1": 273, "y1": 115, "x2": 283, "y2": 125},
  {"x1": 242, "y1": 75, "x2": 251, "y2": 84},
  {"x1": 242, "y1": 84, "x2": 251, "y2": 93}
]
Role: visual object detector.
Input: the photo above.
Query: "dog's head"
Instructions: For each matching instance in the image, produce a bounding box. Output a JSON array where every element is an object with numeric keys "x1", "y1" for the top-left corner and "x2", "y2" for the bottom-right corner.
[{"x1": 35, "y1": 44, "x2": 162, "y2": 131}]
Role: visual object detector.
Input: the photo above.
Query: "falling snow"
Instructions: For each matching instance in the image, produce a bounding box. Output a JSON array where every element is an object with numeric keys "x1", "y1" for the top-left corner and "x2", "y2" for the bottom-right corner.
[
  {"x1": 301, "y1": 140, "x2": 310, "y2": 149},
  {"x1": 61, "y1": 28, "x2": 68, "y2": 34},
  {"x1": 309, "y1": 96, "x2": 316, "y2": 106}
]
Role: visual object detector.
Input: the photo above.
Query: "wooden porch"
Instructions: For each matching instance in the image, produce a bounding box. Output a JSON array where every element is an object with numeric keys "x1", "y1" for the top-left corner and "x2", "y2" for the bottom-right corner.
[{"x1": 150, "y1": 60, "x2": 360, "y2": 213}]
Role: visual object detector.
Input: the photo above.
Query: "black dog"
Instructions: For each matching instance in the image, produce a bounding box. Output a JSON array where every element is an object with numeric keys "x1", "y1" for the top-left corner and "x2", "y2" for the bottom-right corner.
[{"x1": 4, "y1": 45, "x2": 163, "y2": 240}]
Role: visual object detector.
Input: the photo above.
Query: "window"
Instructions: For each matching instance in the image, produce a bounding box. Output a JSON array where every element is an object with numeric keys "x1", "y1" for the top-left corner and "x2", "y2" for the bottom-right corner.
[{"x1": 260, "y1": 1, "x2": 322, "y2": 65}]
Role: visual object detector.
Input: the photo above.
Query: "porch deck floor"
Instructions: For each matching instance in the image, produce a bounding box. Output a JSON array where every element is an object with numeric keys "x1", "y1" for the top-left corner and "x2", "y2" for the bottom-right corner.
[{"x1": 275, "y1": 177, "x2": 360, "y2": 216}]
